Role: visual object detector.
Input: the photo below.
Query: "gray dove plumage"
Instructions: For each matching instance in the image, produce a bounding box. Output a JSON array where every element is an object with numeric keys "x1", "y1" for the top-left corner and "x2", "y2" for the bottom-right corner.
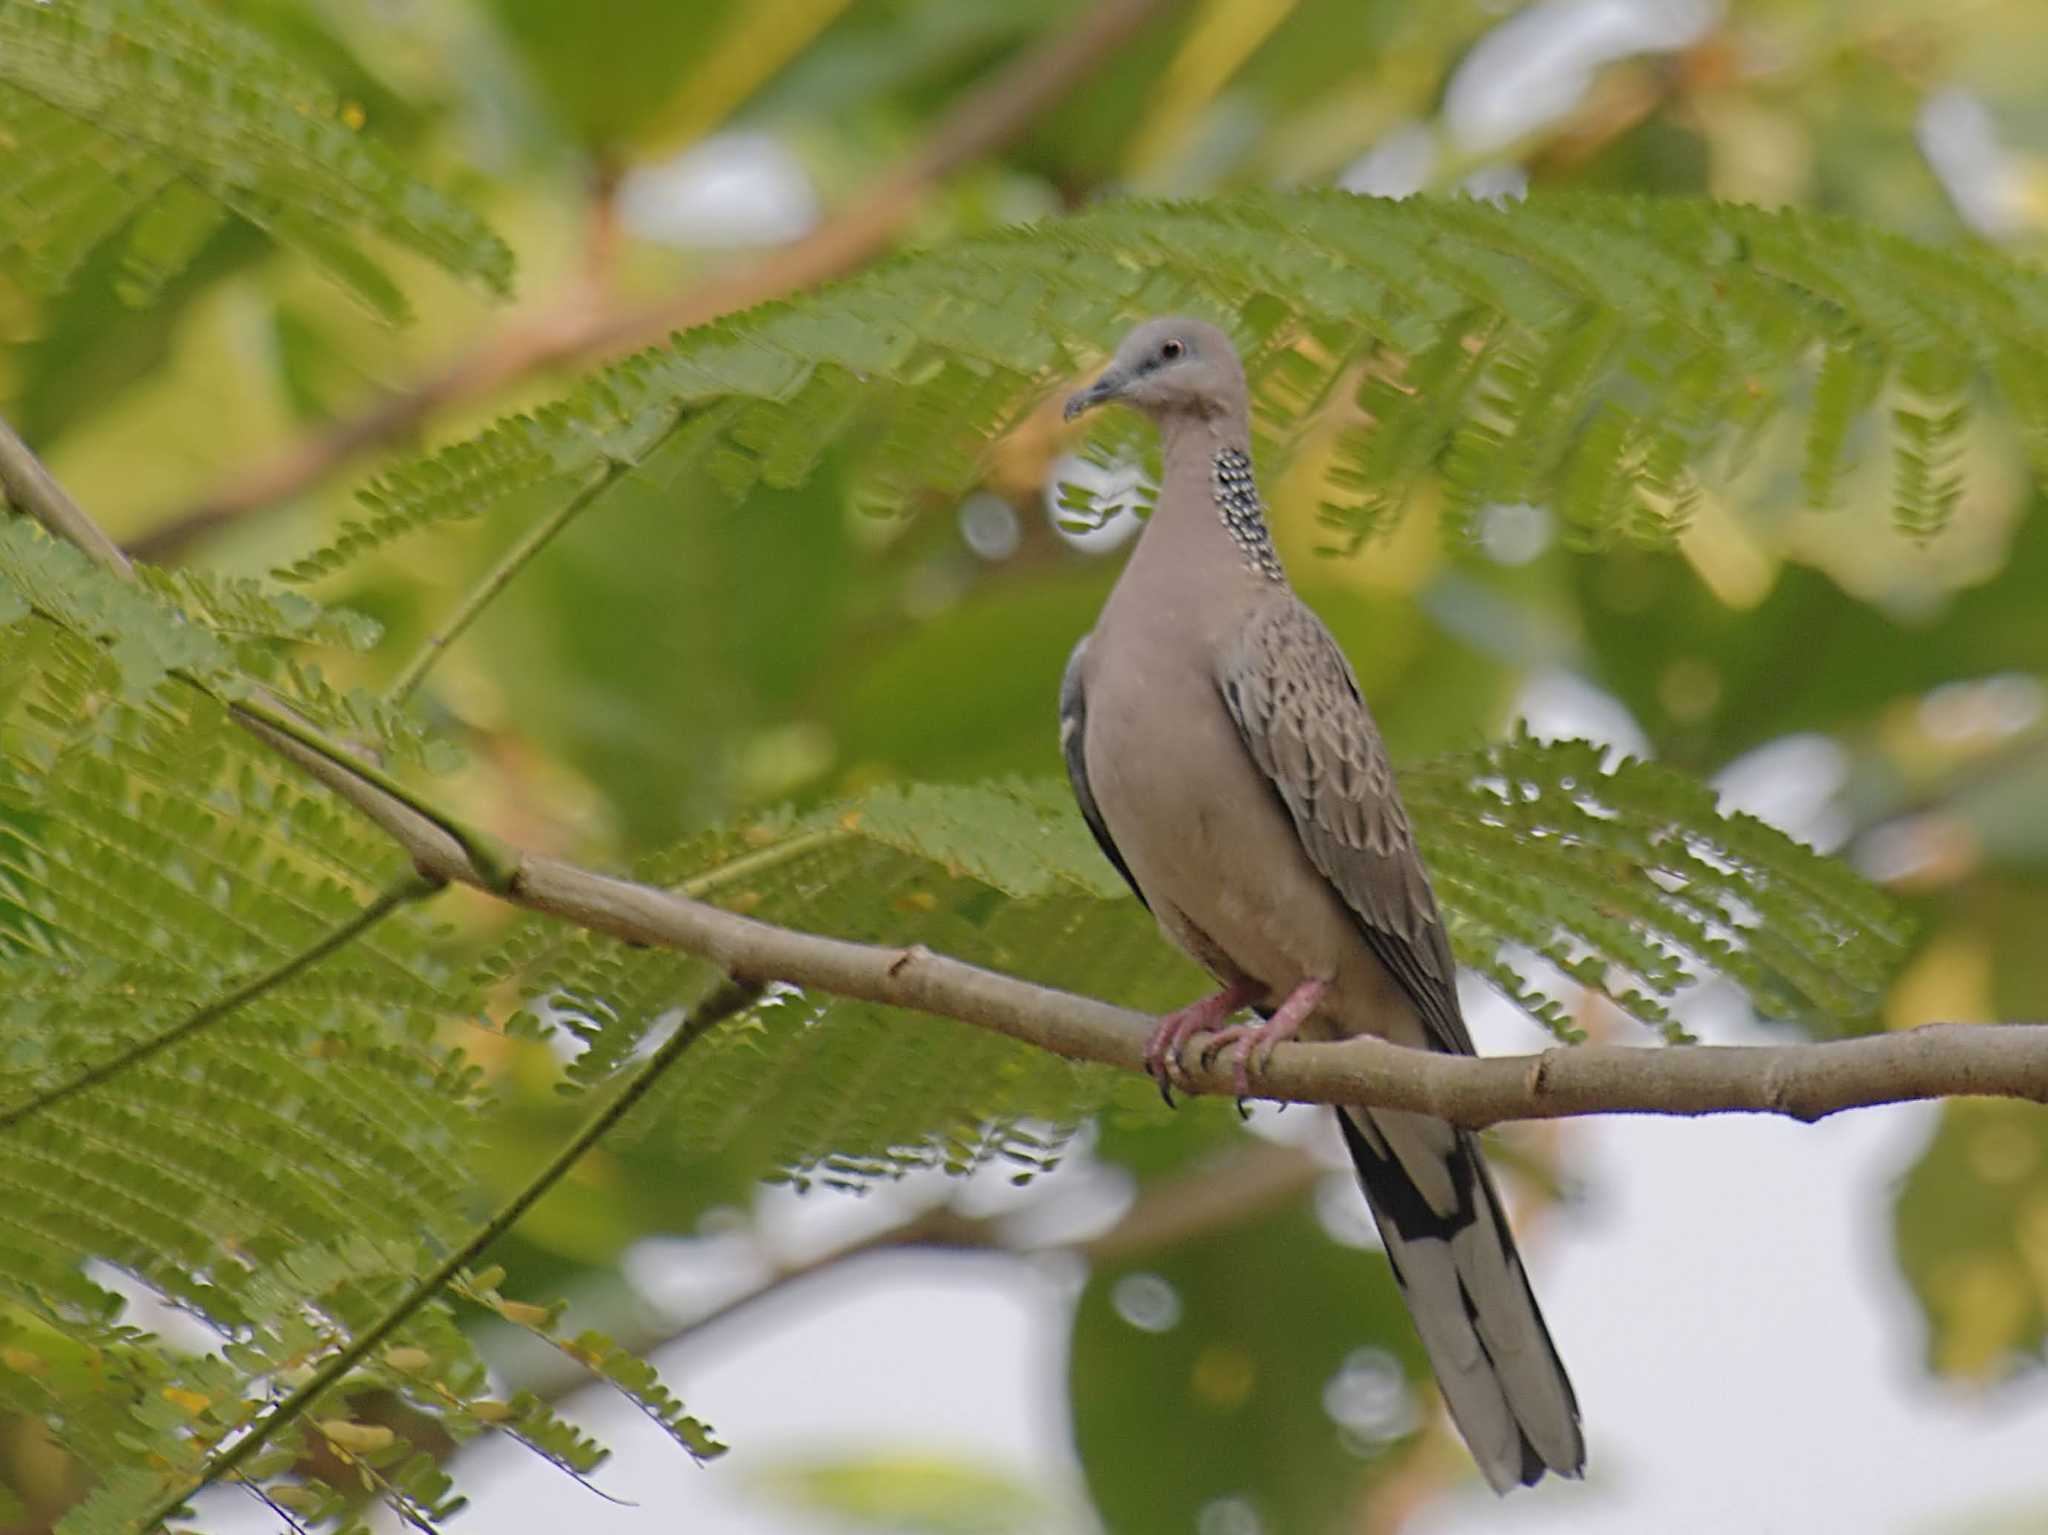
[{"x1": 1060, "y1": 317, "x2": 1583, "y2": 1492}]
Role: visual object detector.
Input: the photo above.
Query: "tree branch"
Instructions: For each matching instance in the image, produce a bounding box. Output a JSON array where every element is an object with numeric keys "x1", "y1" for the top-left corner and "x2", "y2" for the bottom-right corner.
[
  {"x1": 238, "y1": 712, "x2": 2048, "y2": 1128},
  {"x1": 130, "y1": 0, "x2": 1180, "y2": 561},
  {"x1": 14, "y1": 410, "x2": 2048, "y2": 1132},
  {"x1": 223, "y1": 689, "x2": 519, "y2": 890},
  {"x1": 0, "y1": 419, "x2": 133, "y2": 575}
]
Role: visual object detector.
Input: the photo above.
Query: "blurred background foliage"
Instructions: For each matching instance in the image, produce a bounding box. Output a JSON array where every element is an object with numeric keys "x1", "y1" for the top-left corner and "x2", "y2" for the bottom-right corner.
[{"x1": 7, "y1": 0, "x2": 2048, "y2": 1530}]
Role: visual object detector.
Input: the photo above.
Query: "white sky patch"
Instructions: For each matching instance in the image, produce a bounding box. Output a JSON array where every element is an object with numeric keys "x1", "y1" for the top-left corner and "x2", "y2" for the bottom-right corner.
[
  {"x1": 1339, "y1": 119, "x2": 1438, "y2": 198},
  {"x1": 1314, "y1": 1170, "x2": 1386, "y2": 1250},
  {"x1": 619, "y1": 131, "x2": 820, "y2": 248},
  {"x1": 994, "y1": 1159, "x2": 1137, "y2": 1252},
  {"x1": 1918, "y1": 673, "x2": 2044, "y2": 745},
  {"x1": 958, "y1": 491, "x2": 1023, "y2": 561},
  {"x1": 622, "y1": 1229, "x2": 772, "y2": 1322},
  {"x1": 1445, "y1": 0, "x2": 1721, "y2": 154},
  {"x1": 1712, "y1": 732, "x2": 1850, "y2": 852},
  {"x1": 1918, "y1": 88, "x2": 2032, "y2": 238},
  {"x1": 417, "y1": 1250, "x2": 1093, "y2": 1535},
  {"x1": 1110, "y1": 1270, "x2": 1181, "y2": 1333},
  {"x1": 1459, "y1": 161, "x2": 1530, "y2": 203},
  {"x1": 1240, "y1": 1094, "x2": 1352, "y2": 1162},
  {"x1": 1324, "y1": 1346, "x2": 1419, "y2": 1445},
  {"x1": 1478, "y1": 500, "x2": 1555, "y2": 565},
  {"x1": 1414, "y1": 1105, "x2": 2048, "y2": 1535},
  {"x1": 1512, "y1": 669, "x2": 1653, "y2": 762},
  {"x1": 1853, "y1": 814, "x2": 1962, "y2": 888},
  {"x1": 1046, "y1": 450, "x2": 1147, "y2": 554},
  {"x1": 1460, "y1": 968, "x2": 1568, "y2": 1053},
  {"x1": 78, "y1": 1259, "x2": 230, "y2": 1357},
  {"x1": 1198, "y1": 1494, "x2": 1263, "y2": 1535}
]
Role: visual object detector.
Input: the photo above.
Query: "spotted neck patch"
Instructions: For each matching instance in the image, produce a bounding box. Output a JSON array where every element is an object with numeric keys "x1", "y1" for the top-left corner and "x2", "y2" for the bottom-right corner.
[{"x1": 1212, "y1": 447, "x2": 1283, "y2": 581}]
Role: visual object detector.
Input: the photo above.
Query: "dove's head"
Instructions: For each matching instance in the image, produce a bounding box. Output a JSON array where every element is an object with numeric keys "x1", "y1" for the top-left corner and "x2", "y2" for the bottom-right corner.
[{"x1": 1063, "y1": 317, "x2": 1247, "y2": 426}]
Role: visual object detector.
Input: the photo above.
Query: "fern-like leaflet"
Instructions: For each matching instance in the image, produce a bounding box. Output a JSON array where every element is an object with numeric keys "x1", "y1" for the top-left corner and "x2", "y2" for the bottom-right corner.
[
  {"x1": 0, "y1": 0, "x2": 512, "y2": 318},
  {"x1": 284, "y1": 192, "x2": 2048, "y2": 591}
]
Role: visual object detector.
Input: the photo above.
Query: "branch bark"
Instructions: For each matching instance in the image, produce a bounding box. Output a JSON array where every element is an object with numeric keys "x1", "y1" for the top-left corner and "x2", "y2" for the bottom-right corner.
[
  {"x1": 0, "y1": 421, "x2": 133, "y2": 575},
  {"x1": 14, "y1": 413, "x2": 2048, "y2": 1131},
  {"x1": 130, "y1": 0, "x2": 1180, "y2": 561}
]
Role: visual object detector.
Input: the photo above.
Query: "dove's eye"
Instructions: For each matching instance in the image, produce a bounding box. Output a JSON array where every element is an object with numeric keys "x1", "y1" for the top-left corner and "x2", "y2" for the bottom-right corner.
[{"x1": 1161, "y1": 339, "x2": 1185, "y2": 361}]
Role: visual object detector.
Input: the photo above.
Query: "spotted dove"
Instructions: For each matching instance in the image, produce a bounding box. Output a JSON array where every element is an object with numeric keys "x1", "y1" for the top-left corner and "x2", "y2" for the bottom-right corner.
[{"x1": 1059, "y1": 317, "x2": 1584, "y2": 1492}]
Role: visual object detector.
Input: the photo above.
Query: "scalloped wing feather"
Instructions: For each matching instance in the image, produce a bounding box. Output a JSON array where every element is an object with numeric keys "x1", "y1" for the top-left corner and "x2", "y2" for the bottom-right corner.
[{"x1": 1219, "y1": 597, "x2": 1474, "y2": 1057}]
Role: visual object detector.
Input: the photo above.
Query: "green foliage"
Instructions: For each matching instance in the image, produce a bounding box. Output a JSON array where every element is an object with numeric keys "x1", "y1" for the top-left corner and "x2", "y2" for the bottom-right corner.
[
  {"x1": 282, "y1": 191, "x2": 2048, "y2": 587},
  {"x1": 0, "y1": 520, "x2": 227, "y2": 697},
  {"x1": 0, "y1": 411, "x2": 1918, "y2": 1530},
  {"x1": 7, "y1": 0, "x2": 2045, "y2": 1528},
  {"x1": 463, "y1": 460, "x2": 867, "y2": 848},
  {"x1": 0, "y1": 523, "x2": 702, "y2": 1533},
  {"x1": 0, "y1": 0, "x2": 512, "y2": 319},
  {"x1": 137, "y1": 566, "x2": 382, "y2": 653},
  {"x1": 750, "y1": 1452, "x2": 1051, "y2": 1535},
  {"x1": 1892, "y1": 1098, "x2": 2048, "y2": 1382},
  {"x1": 452, "y1": 1270, "x2": 724, "y2": 1463},
  {"x1": 1406, "y1": 730, "x2": 1912, "y2": 1041},
  {"x1": 482, "y1": 0, "x2": 838, "y2": 154},
  {"x1": 1072, "y1": 1197, "x2": 1423, "y2": 1533}
]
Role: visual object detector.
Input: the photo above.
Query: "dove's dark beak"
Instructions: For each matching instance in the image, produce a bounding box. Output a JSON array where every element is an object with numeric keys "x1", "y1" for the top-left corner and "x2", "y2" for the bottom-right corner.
[{"x1": 1063, "y1": 371, "x2": 1124, "y2": 421}]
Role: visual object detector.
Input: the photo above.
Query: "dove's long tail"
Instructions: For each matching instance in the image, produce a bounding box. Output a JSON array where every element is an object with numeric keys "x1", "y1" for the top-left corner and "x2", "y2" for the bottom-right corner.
[{"x1": 1337, "y1": 1106, "x2": 1584, "y2": 1492}]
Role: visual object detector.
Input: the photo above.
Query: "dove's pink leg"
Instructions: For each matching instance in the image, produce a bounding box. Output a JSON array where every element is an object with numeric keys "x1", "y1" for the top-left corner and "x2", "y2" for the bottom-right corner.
[
  {"x1": 1143, "y1": 980, "x2": 1259, "y2": 1102},
  {"x1": 1200, "y1": 977, "x2": 1329, "y2": 1097}
]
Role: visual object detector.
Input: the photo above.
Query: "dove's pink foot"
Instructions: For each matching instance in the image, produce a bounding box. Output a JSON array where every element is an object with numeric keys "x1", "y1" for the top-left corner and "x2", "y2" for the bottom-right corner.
[
  {"x1": 1201, "y1": 977, "x2": 1330, "y2": 1097},
  {"x1": 1143, "y1": 981, "x2": 1258, "y2": 1103}
]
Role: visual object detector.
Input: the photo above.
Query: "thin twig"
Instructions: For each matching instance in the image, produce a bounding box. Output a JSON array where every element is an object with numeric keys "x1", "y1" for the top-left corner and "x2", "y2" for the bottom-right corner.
[
  {"x1": 197, "y1": 685, "x2": 518, "y2": 892},
  {"x1": 382, "y1": 459, "x2": 630, "y2": 706},
  {"x1": 0, "y1": 874, "x2": 440, "y2": 1131},
  {"x1": 0, "y1": 419, "x2": 133, "y2": 575},
  {"x1": 131, "y1": 0, "x2": 1181, "y2": 561},
  {"x1": 140, "y1": 978, "x2": 762, "y2": 1533}
]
